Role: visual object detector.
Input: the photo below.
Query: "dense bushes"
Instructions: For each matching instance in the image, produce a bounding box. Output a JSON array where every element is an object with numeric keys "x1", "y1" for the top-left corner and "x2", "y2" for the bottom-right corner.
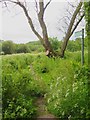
[
  {"x1": 1, "y1": 36, "x2": 88, "y2": 55},
  {"x1": 1, "y1": 40, "x2": 45, "y2": 55},
  {"x1": 67, "y1": 39, "x2": 81, "y2": 52},
  {"x1": 15, "y1": 44, "x2": 30, "y2": 53},
  {"x1": 2, "y1": 41, "x2": 15, "y2": 54}
]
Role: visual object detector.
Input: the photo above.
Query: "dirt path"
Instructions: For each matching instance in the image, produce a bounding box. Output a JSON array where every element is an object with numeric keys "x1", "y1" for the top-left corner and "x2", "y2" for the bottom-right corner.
[
  {"x1": 35, "y1": 97, "x2": 59, "y2": 120},
  {"x1": 30, "y1": 64, "x2": 59, "y2": 119}
]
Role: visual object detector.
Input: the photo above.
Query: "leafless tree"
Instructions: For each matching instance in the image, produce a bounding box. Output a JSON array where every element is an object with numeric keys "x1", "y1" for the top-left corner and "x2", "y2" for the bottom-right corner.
[
  {"x1": 0, "y1": 0, "x2": 55, "y2": 57},
  {"x1": 58, "y1": 0, "x2": 84, "y2": 57},
  {"x1": 0, "y1": 0, "x2": 84, "y2": 57}
]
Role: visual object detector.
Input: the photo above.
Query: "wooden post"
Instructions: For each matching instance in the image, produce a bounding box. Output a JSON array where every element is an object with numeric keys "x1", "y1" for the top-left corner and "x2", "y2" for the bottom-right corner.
[{"x1": 81, "y1": 28, "x2": 84, "y2": 66}]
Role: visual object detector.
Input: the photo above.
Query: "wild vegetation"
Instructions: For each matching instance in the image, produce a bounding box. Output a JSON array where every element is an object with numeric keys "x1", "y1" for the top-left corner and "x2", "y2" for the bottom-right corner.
[
  {"x1": 1, "y1": 47, "x2": 89, "y2": 119},
  {"x1": 0, "y1": 0, "x2": 90, "y2": 119},
  {"x1": 0, "y1": 37, "x2": 88, "y2": 55}
]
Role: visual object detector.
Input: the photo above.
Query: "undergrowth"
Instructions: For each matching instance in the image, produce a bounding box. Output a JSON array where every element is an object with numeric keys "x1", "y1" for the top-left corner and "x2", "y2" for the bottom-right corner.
[{"x1": 1, "y1": 51, "x2": 89, "y2": 119}]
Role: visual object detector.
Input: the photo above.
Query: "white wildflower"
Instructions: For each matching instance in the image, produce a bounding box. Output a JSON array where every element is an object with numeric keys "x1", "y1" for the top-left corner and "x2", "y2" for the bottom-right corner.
[
  {"x1": 68, "y1": 115, "x2": 71, "y2": 119},
  {"x1": 62, "y1": 111, "x2": 65, "y2": 116},
  {"x1": 50, "y1": 84, "x2": 53, "y2": 90},
  {"x1": 57, "y1": 76, "x2": 61, "y2": 81},
  {"x1": 74, "y1": 103, "x2": 78, "y2": 108},
  {"x1": 55, "y1": 81, "x2": 59, "y2": 87},
  {"x1": 65, "y1": 92, "x2": 69, "y2": 97},
  {"x1": 62, "y1": 77, "x2": 66, "y2": 81},
  {"x1": 47, "y1": 98, "x2": 50, "y2": 103},
  {"x1": 52, "y1": 94, "x2": 55, "y2": 99},
  {"x1": 81, "y1": 108, "x2": 84, "y2": 114},
  {"x1": 74, "y1": 74, "x2": 78, "y2": 78}
]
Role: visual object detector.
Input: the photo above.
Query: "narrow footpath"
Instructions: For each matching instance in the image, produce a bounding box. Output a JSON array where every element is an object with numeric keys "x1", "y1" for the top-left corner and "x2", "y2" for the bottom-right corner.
[
  {"x1": 35, "y1": 97, "x2": 59, "y2": 120},
  {"x1": 30, "y1": 65, "x2": 59, "y2": 119}
]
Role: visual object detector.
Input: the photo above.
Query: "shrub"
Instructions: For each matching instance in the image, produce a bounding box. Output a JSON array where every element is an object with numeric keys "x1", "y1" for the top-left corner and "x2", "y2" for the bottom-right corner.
[
  {"x1": 2, "y1": 41, "x2": 15, "y2": 54},
  {"x1": 2, "y1": 70, "x2": 37, "y2": 119},
  {"x1": 15, "y1": 44, "x2": 30, "y2": 53}
]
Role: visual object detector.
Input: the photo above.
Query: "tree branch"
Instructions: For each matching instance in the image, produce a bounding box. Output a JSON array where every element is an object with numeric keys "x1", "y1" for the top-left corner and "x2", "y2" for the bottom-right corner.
[
  {"x1": 44, "y1": 0, "x2": 52, "y2": 11},
  {"x1": 66, "y1": 0, "x2": 76, "y2": 8},
  {"x1": 38, "y1": 0, "x2": 54, "y2": 55},
  {"x1": 58, "y1": 27, "x2": 66, "y2": 34},
  {"x1": 0, "y1": 0, "x2": 17, "y2": 4},
  {"x1": 38, "y1": 0, "x2": 49, "y2": 48},
  {"x1": 1, "y1": 0, "x2": 45, "y2": 46},
  {"x1": 24, "y1": 0, "x2": 27, "y2": 8},
  {"x1": 70, "y1": 12, "x2": 85, "y2": 37},
  {"x1": 34, "y1": 0, "x2": 38, "y2": 14},
  {"x1": 60, "y1": 1, "x2": 83, "y2": 57},
  {"x1": 17, "y1": 2, "x2": 45, "y2": 45},
  {"x1": 66, "y1": 8, "x2": 73, "y2": 17}
]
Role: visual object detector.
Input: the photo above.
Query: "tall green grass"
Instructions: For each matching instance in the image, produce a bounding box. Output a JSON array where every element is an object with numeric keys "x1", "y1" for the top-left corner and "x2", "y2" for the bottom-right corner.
[{"x1": 1, "y1": 51, "x2": 89, "y2": 119}]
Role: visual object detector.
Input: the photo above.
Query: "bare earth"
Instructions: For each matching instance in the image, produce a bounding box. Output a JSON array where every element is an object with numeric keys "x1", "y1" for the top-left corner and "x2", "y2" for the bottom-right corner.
[{"x1": 35, "y1": 97, "x2": 59, "y2": 120}]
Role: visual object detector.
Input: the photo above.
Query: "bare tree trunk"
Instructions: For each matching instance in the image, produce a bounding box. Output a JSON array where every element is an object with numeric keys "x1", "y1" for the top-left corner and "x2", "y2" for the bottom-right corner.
[
  {"x1": 38, "y1": 0, "x2": 55, "y2": 57},
  {"x1": 1, "y1": 0, "x2": 84, "y2": 58},
  {"x1": 15, "y1": 2, "x2": 47, "y2": 49},
  {"x1": 18, "y1": 0, "x2": 55, "y2": 57},
  {"x1": 60, "y1": 1, "x2": 83, "y2": 57},
  {"x1": 1, "y1": 0, "x2": 54, "y2": 57}
]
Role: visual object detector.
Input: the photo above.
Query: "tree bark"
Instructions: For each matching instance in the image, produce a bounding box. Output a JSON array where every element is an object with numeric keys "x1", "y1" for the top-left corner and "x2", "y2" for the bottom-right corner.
[
  {"x1": 16, "y1": 2, "x2": 47, "y2": 49},
  {"x1": 70, "y1": 13, "x2": 85, "y2": 37},
  {"x1": 38, "y1": 0, "x2": 55, "y2": 56},
  {"x1": 60, "y1": 1, "x2": 83, "y2": 57}
]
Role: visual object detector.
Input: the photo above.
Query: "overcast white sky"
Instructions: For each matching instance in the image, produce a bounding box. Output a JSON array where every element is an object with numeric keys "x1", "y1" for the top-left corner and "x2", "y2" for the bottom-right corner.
[{"x1": 0, "y1": 0, "x2": 85, "y2": 43}]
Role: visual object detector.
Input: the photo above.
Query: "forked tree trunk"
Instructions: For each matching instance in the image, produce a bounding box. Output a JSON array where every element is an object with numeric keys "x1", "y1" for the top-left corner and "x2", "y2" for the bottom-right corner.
[
  {"x1": 1, "y1": 0, "x2": 84, "y2": 58},
  {"x1": 38, "y1": 0, "x2": 55, "y2": 57}
]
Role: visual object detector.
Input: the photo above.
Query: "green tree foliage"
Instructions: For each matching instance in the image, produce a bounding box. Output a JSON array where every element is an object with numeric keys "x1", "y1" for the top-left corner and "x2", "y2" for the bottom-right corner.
[
  {"x1": 15, "y1": 44, "x2": 29, "y2": 53},
  {"x1": 1, "y1": 36, "x2": 88, "y2": 55},
  {"x1": 1, "y1": 40, "x2": 45, "y2": 55},
  {"x1": 49, "y1": 37, "x2": 60, "y2": 52},
  {"x1": 2, "y1": 41, "x2": 15, "y2": 54},
  {"x1": 26, "y1": 41, "x2": 44, "y2": 53},
  {"x1": 67, "y1": 39, "x2": 81, "y2": 52},
  {"x1": 67, "y1": 37, "x2": 88, "y2": 52}
]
